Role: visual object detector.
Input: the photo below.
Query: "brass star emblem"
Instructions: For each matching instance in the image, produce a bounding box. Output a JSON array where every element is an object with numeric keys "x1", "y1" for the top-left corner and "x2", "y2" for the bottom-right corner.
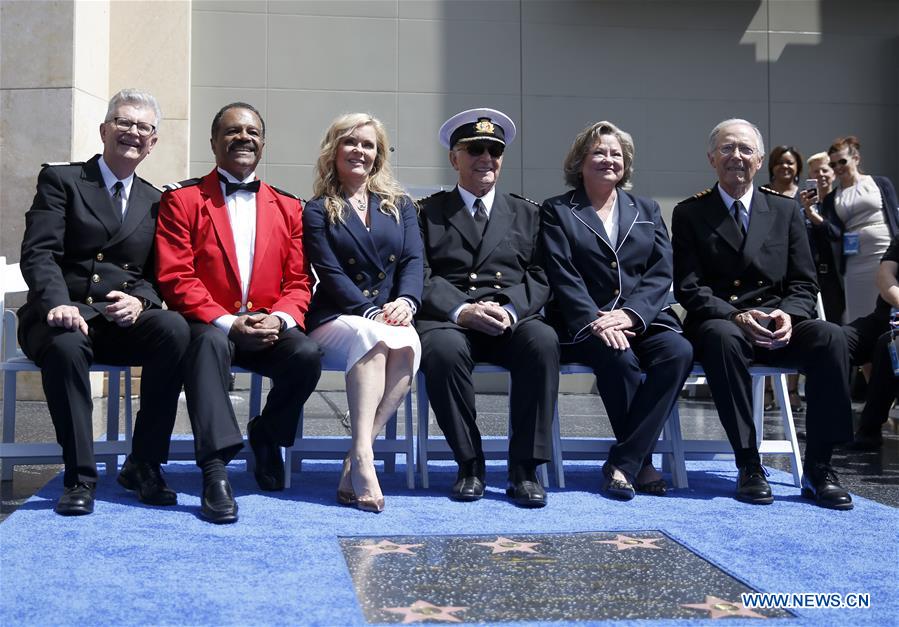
[
  {"x1": 382, "y1": 599, "x2": 468, "y2": 623},
  {"x1": 352, "y1": 539, "x2": 424, "y2": 556},
  {"x1": 681, "y1": 595, "x2": 767, "y2": 619},
  {"x1": 473, "y1": 536, "x2": 542, "y2": 554}
]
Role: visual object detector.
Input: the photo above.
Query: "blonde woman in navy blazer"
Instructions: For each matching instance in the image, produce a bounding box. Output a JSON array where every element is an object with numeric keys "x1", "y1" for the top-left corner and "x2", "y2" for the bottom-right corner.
[
  {"x1": 303, "y1": 113, "x2": 423, "y2": 512},
  {"x1": 541, "y1": 121, "x2": 693, "y2": 500}
]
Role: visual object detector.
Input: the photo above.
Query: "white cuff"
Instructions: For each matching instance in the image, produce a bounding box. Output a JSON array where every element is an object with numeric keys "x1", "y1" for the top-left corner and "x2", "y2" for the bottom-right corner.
[
  {"x1": 272, "y1": 311, "x2": 296, "y2": 330},
  {"x1": 213, "y1": 314, "x2": 238, "y2": 334}
]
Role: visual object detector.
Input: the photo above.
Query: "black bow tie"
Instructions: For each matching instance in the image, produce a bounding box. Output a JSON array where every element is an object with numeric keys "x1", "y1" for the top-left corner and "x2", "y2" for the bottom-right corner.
[{"x1": 219, "y1": 174, "x2": 260, "y2": 196}]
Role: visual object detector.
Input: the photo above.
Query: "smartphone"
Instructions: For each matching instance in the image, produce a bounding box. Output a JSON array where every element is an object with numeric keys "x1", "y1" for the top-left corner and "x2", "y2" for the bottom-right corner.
[{"x1": 803, "y1": 178, "x2": 818, "y2": 199}]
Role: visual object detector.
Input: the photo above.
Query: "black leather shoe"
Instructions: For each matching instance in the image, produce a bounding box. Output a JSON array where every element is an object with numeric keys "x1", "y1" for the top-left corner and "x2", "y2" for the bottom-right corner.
[
  {"x1": 736, "y1": 464, "x2": 773, "y2": 504},
  {"x1": 117, "y1": 455, "x2": 177, "y2": 506},
  {"x1": 55, "y1": 482, "x2": 95, "y2": 516},
  {"x1": 201, "y1": 478, "x2": 238, "y2": 524},
  {"x1": 601, "y1": 462, "x2": 635, "y2": 501},
  {"x1": 506, "y1": 466, "x2": 546, "y2": 508},
  {"x1": 248, "y1": 416, "x2": 284, "y2": 491},
  {"x1": 802, "y1": 462, "x2": 853, "y2": 510},
  {"x1": 451, "y1": 475, "x2": 485, "y2": 502}
]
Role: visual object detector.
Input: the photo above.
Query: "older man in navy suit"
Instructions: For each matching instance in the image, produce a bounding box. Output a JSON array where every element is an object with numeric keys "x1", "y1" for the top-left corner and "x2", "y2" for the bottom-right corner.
[
  {"x1": 417, "y1": 108, "x2": 559, "y2": 508},
  {"x1": 672, "y1": 118, "x2": 853, "y2": 510},
  {"x1": 18, "y1": 89, "x2": 190, "y2": 516}
]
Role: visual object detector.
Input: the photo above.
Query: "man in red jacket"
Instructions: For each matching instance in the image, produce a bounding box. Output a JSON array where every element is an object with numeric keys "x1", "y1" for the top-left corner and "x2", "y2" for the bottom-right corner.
[{"x1": 156, "y1": 102, "x2": 321, "y2": 523}]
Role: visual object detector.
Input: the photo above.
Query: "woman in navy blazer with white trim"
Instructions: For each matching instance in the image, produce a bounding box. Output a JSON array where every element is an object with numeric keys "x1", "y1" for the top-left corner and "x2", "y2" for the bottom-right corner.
[
  {"x1": 541, "y1": 121, "x2": 693, "y2": 500},
  {"x1": 304, "y1": 113, "x2": 423, "y2": 512}
]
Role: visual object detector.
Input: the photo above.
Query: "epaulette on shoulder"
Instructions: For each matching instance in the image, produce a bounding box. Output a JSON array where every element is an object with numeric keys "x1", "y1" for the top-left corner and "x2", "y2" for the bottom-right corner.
[
  {"x1": 680, "y1": 187, "x2": 712, "y2": 203},
  {"x1": 417, "y1": 190, "x2": 447, "y2": 203},
  {"x1": 759, "y1": 185, "x2": 791, "y2": 198},
  {"x1": 41, "y1": 161, "x2": 84, "y2": 168},
  {"x1": 135, "y1": 175, "x2": 163, "y2": 193},
  {"x1": 271, "y1": 185, "x2": 301, "y2": 202},
  {"x1": 510, "y1": 192, "x2": 540, "y2": 207},
  {"x1": 162, "y1": 177, "x2": 203, "y2": 192}
]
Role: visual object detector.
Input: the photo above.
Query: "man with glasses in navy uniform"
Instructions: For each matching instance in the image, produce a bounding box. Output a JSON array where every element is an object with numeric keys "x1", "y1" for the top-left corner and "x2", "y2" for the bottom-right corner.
[
  {"x1": 672, "y1": 118, "x2": 854, "y2": 510},
  {"x1": 416, "y1": 108, "x2": 559, "y2": 508},
  {"x1": 18, "y1": 89, "x2": 190, "y2": 516}
]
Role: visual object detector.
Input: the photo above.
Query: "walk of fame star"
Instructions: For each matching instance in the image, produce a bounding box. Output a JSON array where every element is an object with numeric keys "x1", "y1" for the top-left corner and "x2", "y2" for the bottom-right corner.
[
  {"x1": 473, "y1": 536, "x2": 542, "y2": 554},
  {"x1": 594, "y1": 534, "x2": 663, "y2": 551},
  {"x1": 681, "y1": 595, "x2": 767, "y2": 619},
  {"x1": 382, "y1": 599, "x2": 468, "y2": 623},
  {"x1": 352, "y1": 539, "x2": 424, "y2": 556}
]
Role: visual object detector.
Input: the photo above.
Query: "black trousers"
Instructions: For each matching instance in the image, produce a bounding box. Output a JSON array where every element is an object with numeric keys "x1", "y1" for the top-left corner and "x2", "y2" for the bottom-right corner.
[
  {"x1": 419, "y1": 318, "x2": 559, "y2": 473},
  {"x1": 182, "y1": 322, "x2": 322, "y2": 465},
  {"x1": 562, "y1": 327, "x2": 693, "y2": 480},
  {"x1": 19, "y1": 308, "x2": 190, "y2": 487},
  {"x1": 689, "y1": 318, "x2": 852, "y2": 467},
  {"x1": 844, "y1": 313, "x2": 897, "y2": 429}
]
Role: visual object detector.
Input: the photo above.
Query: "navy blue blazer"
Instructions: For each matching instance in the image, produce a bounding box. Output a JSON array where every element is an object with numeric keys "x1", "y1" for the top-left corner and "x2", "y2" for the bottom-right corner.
[
  {"x1": 302, "y1": 194, "x2": 424, "y2": 332},
  {"x1": 541, "y1": 187, "x2": 682, "y2": 343}
]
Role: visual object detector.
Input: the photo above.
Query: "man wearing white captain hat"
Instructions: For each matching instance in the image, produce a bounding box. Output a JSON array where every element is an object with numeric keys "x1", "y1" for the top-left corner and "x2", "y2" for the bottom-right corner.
[{"x1": 416, "y1": 108, "x2": 560, "y2": 508}]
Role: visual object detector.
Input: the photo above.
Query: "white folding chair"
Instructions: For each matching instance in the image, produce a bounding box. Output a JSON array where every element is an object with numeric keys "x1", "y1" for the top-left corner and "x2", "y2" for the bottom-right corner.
[
  {"x1": 416, "y1": 365, "x2": 551, "y2": 489},
  {"x1": 0, "y1": 256, "x2": 133, "y2": 480},
  {"x1": 285, "y1": 354, "x2": 415, "y2": 489},
  {"x1": 549, "y1": 363, "x2": 689, "y2": 489},
  {"x1": 671, "y1": 364, "x2": 804, "y2": 486}
]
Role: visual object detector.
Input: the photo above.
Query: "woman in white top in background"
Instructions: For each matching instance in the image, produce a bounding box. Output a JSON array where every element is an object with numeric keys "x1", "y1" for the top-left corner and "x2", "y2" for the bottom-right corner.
[{"x1": 818, "y1": 136, "x2": 899, "y2": 322}]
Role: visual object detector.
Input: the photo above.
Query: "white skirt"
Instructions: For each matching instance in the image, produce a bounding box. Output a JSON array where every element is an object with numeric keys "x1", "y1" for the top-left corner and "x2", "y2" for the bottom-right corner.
[{"x1": 310, "y1": 315, "x2": 421, "y2": 374}]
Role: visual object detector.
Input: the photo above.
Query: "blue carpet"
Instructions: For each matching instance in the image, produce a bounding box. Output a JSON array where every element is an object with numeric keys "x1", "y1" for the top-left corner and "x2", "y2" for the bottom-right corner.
[{"x1": 0, "y1": 461, "x2": 896, "y2": 626}]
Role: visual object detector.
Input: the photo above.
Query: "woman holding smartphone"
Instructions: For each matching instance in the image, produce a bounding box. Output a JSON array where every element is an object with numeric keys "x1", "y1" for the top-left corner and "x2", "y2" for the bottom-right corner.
[
  {"x1": 817, "y1": 136, "x2": 899, "y2": 323},
  {"x1": 800, "y1": 153, "x2": 842, "y2": 324}
]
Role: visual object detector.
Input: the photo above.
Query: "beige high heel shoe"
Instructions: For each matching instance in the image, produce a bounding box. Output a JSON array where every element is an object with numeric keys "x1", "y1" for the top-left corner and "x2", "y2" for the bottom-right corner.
[
  {"x1": 336, "y1": 455, "x2": 356, "y2": 505},
  {"x1": 350, "y1": 457, "x2": 385, "y2": 514}
]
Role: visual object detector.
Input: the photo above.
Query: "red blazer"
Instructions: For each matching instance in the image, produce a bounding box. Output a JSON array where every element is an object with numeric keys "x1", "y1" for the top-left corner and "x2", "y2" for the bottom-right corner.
[{"x1": 155, "y1": 169, "x2": 311, "y2": 327}]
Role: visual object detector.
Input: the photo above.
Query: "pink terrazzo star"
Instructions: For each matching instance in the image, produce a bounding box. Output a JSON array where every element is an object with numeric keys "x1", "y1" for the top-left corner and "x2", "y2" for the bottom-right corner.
[
  {"x1": 473, "y1": 536, "x2": 542, "y2": 554},
  {"x1": 351, "y1": 539, "x2": 424, "y2": 556},
  {"x1": 382, "y1": 599, "x2": 468, "y2": 623},
  {"x1": 594, "y1": 534, "x2": 663, "y2": 550},
  {"x1": 681, "y1": 595, "x2": 767, "y2": 619}
]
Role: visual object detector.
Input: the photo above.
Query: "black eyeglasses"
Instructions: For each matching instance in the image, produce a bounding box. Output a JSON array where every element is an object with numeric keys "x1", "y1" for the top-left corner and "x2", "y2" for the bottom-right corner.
[
  {"x1": 460, "y1": 142, "x2": 504, "y2": 158},
  {"x1": 110, "y1": 117, "x2": 156, "y2": 137},
  {"x1": 828, "y1": 158, "x2": 849, "y2": 169}
]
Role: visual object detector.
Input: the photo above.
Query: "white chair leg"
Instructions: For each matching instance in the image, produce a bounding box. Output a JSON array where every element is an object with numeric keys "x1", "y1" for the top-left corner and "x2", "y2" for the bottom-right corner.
[
  {"x1": 404, "y1": 391, "x2": 414, "y2": 489},
  {"x1": 752, "y1": 374, "x2": 766, "y2": 451},
  {"x1": 103, "y1": 370, "x2": 121, "y2": 475},
  {"x1": 124, "y1": 369, "x2": 133, "y2": 443},
  {"x1": 2, "y1": 370, "x2": 16, "y2": 481},
  {"x1": 384, "y1": 409, "x2": 397, "y2": 474},
  {"x1": 772, "y1": 374, "x2": 803, "y2": 486},
  {"x1": 415, "y1": 372, "x2": 430, "y2": 489},
  {"x1": 551, "y1": 401, "x2": 565, "y2": 488},
  {"x1": 664, "y1": 403, "x2": 689, "y2": 489}
]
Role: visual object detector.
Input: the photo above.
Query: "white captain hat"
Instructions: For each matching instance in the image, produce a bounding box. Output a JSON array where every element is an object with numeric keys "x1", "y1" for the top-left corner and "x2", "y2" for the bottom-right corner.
[{"x1": 438, "y1": 107, "x2": 517, "y2": 149}]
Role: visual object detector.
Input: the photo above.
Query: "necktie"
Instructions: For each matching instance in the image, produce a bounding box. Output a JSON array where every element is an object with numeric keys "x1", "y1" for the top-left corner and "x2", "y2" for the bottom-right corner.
[
  {"x1": 473, "y1": 198, "x2": 488, "y2": 235},
  {"x1": 732, "y1": 200, "x2": 748, "y2": 240},
  {"x1": 112, "y1": 181, "x2": 125, "y2": 221},
  {"x1": 219, "y1": 174, "x2": 260, "y2": 196}
]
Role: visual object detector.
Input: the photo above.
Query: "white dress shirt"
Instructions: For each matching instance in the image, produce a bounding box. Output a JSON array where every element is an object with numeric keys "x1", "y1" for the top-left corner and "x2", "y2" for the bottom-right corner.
[
  {"x1": 212, "y1": 168, "x2": 296, "y2": 334},
  {"x1": 717, "y1": 185, "x2": 754, "y2": 231},
  {"x1": 97, "y1": 156, "x2": 134, "y2": 220}
]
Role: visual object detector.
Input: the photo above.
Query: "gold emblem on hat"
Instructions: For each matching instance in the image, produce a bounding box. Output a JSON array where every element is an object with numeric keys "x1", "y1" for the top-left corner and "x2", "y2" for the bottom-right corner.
[{"x1": 474, "y1": 119, "x2": 495, "y2": 135}]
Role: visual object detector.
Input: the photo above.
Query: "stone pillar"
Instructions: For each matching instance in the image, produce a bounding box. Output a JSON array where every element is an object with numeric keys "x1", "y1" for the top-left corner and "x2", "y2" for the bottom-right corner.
[{"x1": 1, "y1": 0, "x2": 110, "y2": 400}]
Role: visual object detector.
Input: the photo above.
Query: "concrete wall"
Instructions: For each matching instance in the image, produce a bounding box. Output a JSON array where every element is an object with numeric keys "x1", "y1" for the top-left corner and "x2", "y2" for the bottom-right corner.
[{"x1": 189, "y1": 0, "x2": 899, "y2": 222}]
